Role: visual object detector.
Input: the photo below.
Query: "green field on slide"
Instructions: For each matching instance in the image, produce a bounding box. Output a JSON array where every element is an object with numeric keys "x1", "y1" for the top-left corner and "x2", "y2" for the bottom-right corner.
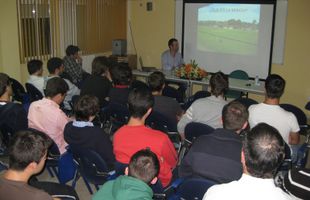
[{"x1": 197, "y1": 25, "x2": 258, "y2": 55}]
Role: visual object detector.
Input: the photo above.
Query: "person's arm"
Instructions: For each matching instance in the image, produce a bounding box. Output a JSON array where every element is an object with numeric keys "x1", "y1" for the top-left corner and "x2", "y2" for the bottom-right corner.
[
  {"x1": 162, "y1": 136, "x2": 178, "y2": 169},
  {"x1": 161, "y1": 51, "x2": 170, "y2": 70},
  {"x1": 177, "y1": 105, "x2": 195, "y2": 140},
  {"x1": 289, "y1": 132, "x2": 300, "y2": 145},
  {"x1": 288, "y1": 113, "x2": 301, "y2": 145},
  {"x1": 12, "y1": 104, "x2": 28, "y2": 132},
  {"x1": 97, "y1": 130, "x2": 116, "y2": 169}
]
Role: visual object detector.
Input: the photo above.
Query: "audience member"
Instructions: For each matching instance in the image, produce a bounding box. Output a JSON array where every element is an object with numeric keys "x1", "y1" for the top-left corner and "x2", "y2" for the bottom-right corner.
[
  {"x1": 109, "y1": 64, "x2": 132, "y2": 105},
  {"x1": 92, "y1": 149, "x2": 160, "y2": 200},
  {"x1": 0, "y1": 73, "x2": 28, "y2": 146},
  {"x1": 179, "y1": 101, "x2": 248, "y2": 183},
  {"x1": 63, "y1": 45, "x2": 84, "y2": 85},
  {"x1": 178, "y1": 71, "x2": 228, "y2": 139},
  {"x1": 80, "y1": 56, "x2": 112, "y2": 107},
  {"x1": 28, "y1": 77, "x2": 69, "y2": 154},
  {"x1": 203, "y1": 123, "x2": 290, "y2": 200},
  {"x1": 0, "y1": 129, "x2": 78, "y2": 200},
  {"x1": 283, "y1": 168, "x2": 310, "y2": 199},
  {"x1": 64, "y1": 95, "x2": 115, "y2": 169},
  {"x1": 27, "y1": 59, "x2": 45, "y2": 95},
  {"x1": 248, "y1": 74, "x2": 300, "y2": 161},
  {"x1": 148, "y1": 71, "x2": 183, "y2": 124},
  {"x1": 113, "y1": 87, "x2": 177, "y2": 187},
  {"x1": 46, "y1": 57, "x2": 80, "y2": 110}
]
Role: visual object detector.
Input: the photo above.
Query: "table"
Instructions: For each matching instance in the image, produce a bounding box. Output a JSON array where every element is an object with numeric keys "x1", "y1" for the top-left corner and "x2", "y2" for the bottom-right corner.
[{"x1": 132, "y1": 70, "x2": 265, "y2": 97}]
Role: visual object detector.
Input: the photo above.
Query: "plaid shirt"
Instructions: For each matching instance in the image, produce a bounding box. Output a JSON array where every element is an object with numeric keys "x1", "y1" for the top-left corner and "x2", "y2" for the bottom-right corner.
[{"x1": 63, "y1": 56, "x2": 83, "y2": 84}]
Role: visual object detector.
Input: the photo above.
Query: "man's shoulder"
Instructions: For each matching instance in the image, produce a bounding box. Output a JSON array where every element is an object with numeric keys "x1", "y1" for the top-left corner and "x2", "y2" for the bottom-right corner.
[{"x1": 161, "y1": 49, "x2": 169, "y2": 56}]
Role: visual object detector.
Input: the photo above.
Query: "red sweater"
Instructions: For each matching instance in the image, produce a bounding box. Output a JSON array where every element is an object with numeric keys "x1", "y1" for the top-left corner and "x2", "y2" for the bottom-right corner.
[{"x1": 113, "y1": 125, "x2": 178, "y2": 187}]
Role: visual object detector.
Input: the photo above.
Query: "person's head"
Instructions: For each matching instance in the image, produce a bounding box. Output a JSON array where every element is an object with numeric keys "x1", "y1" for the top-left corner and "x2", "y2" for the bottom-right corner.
[
  {"x1": 222, "y1": 101, "x2": 248, "y2": 132},
  {"x1": 91, "y1": 56, "x2": 110, "y2": 76},
  {"x1": 125, "y1": 149, "x2": 160, "y2": 185},
  {"x1": 8, "y1": 129, "x2": 52, "y2": 174},
  {"x1": 242, "y1": 123, "x2": 285, "y2": 179},
  {"x1": 0, "y1": 73, "x2": 12, "y2": 98},
  {"x1": 110, "y1": 64, "x2": 132, "y2": 86},
  {"x1": 148, "y1": 71, "x2": 165, "y2": 93},
  {"x1": 74, "y1": 95, "x2": 100, "y2": 122},
  {"x1": 27, "y1": 59, "x2": 43, "y2": 76},
  {"x1": 209, "y1": 71, "x2": 228, "y2": 97},
  {"x1": 45, "y1": 77, "x2": 69, "y2": 104},
  {"x1": 128, "y1": 87, "x2": 154, "y2": 119},
  {"x1": 265, "y1": 74, "x2": 286, "y2": 99},
  {"x1": 47, "y1": 57, "x2": 64, "y2": 75},
  {"x1": 65, "y1": 45, "x2": 80, "y2": 58},
  {"x1": 168, "y1": 38, "x2": 179, "y2": 53}
]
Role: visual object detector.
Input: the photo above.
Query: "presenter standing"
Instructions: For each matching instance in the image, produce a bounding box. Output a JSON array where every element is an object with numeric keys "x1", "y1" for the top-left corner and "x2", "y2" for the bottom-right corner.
[{"x1": 161, "y1": 38, "x2": 186, "y2": 102}]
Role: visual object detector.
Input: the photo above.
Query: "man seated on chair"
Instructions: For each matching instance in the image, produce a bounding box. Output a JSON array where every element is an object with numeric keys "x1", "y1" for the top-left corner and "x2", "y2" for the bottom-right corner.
[
  {"x1": 248, "y1": 74, "x2": 300, "y2": 162},
  {"x1": 80, "y1": 56, "x2": 113, "y2": 108},
  {"x1": 46, "y1": 57, "x2": 80, "y2": 111},
  {"x1": 0, "y1": 73, "x2": 28, "y2": 148},
  {"x1": 26, "y1": 59, "x2": 45, "y2": 95},
  {"x1": 0, "y1": 129, "x2": 78, "y2": 200},
  {"x1": 148, "y1": 71, "x2": 183, "y2": 124},
  {"x1": 203, "y1": 123, "x2": 291, "y2": 200},
  {"x1": 113, "y1": 87, "x2": 178, "y2": 188},
  {"x1": 177, "y1": 71, "x2": 228, "y2": 139},
  {"x1": 179, "y1": 101, "x2": 248, "y2": 183},
  {"x1": 64, "y1": 95, "x2": 115, "y2": 169},
  {"x1": 28, "y1": 77, "x2": 69, "y2": 154},
  {"x1": 92, "y1": 149, "x2": 160, "y2": 200}
]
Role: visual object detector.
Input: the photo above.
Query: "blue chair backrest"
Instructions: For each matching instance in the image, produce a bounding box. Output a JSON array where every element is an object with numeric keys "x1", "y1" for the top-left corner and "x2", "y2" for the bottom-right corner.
[
  {"x1": 10, "y1": 78, "x2": 28, "y2": 103},
  {"x1": 175, "y1": 178, "x2": 216, "y2": 200},
  {"x1": 185, "y1": 122, "x2": 215, "y2": 142},
  {"x1": 235, "y1": 97, "x2": 258, "y2": 109},
  {"x1": 146, "y1": 111, "x2": 177, "y2": 133},
  {"x1": 25, "y1": 83, "x2": 43, "y2": 102},
  {"x1": 229, "y1": 70, "x2": 249, "y2": 80},
  {"x1": 280, "y1": 104, "x2": 307, "y2": 126}
]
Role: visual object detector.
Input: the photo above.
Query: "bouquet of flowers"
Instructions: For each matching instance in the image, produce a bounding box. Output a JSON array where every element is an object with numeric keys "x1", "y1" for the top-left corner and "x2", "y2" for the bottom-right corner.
[{"x1": 175, "y1": 60, "x2": 208, "y2": 80}]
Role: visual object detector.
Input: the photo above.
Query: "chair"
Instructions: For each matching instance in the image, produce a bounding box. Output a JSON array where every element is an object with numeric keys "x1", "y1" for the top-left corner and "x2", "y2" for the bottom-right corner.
[
  {"x1": 184, "y1": 122, "x2": 215, "y2": 142},
  {"x1": 235, "y1": 97, "x2": 258, "y2": 109},
  {"x1": 226, "y1": 70, "x2": 249, "y2": 99},
  {"x1": 10, "y1": 78, "x2": 28, "y2": 103},
  {"x1": 45, "y1": 141, "x2": 61, "y2": 178},
  {"x1": 104, "y1": 103, "x2": 130, "y2": 134},
  {"x1": 278, "y1": 143, "x2": 292, "y2": 172},
  {"x1": 168, "y1": 178, "x2": 216, "y2": 200},
  {"x1": 280, "y1": 103, "x2": 309, "y2": 135},
  {"x1": 25, "y1": 83, "x2": 43, "y2": 102},
  {"x1": 305, "y1": 101, "x2": 310, "y2": 111},
  {"x1": 70, "y1": 146, "x2": 112, "y2": 194}
]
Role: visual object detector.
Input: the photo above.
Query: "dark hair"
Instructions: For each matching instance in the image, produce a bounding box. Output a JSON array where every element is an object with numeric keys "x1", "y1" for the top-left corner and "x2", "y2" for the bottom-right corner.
[
  {"x1": 91, "y1": 56, "x2": 110, "y2": 76},
  {"x1": 128, "y1": 87, "x2": 154, "y2": 118},
  {"x1": 265, "y1": 74, "x2": 286, "y2": 99},
  {"x1": 45, "y1": 77, "x2": 69, "y2": 97},
  {"x1": 47, "y1": 57, "x2": 63, "y2": 74},
  {"x1": 27, "y1": 59, "x2": 43, "y2": 75},
  {"x1": 209, "y1": 71, "x2": 228, "y2": 97},
  {"x1": 74, "y1": 95, "x2": 100, "y2": 121},
  {"x1": 168, "y1": 38, "x2": 178, "y2": 47},
  {"x1": 222, "y1": 101, "x2": 248, "y2": 131},
  {"x1": 128, "y1": 149, "x2": 160, "y2": 184},
  {"x1": 110, "y1": 64, "x2": 132, "y2": 85},
  {"x1": 9, "y1": 129, "x2": 52, "y2": 171},
  {"x1": 0, "y1": 73, "x2": 11, "y2": 96},
  {"x1": 148, "y1": 71, "x2": 165, "y2": 92},
  {"x1": 65, "y1": 45, "x2": 80, "y2": 56},
  {"x1": 243, "y1": 123, "x2": 285, "y2": 178}
]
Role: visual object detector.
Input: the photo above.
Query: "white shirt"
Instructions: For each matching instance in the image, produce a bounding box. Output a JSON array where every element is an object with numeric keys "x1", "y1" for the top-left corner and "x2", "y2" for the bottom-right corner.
[
  {"x1": 248, "y1": 103, "x2": 300, "y2": 144},
  {"x1": 203, "y1": 174, "x2": 292, "y2": 200},
  {"x1": 27, "y1": 75, "x2": 45, "y2": 96},
  {"x1": 161, "y1": 50, "x2": 184, "y2": 71}
]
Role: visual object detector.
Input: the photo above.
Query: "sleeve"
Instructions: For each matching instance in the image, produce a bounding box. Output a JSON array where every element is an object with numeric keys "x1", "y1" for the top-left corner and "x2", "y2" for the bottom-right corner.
[
  {"x1": 178, "y1": 148, "x2": 194, "y2": 178},
  {"x1": 162, "y1": 136, "x2": 178, "y2": 169},
  {"x1": 64, "y1": 59, "x2": 79, "y2": 83},
  {"x1": 177, "y1": 105, "x2": 195, "y2": 133},
  {"x1": 161, "y1": 51, "x2": 170, "y2": 69},
  {"x1": 12, "y1": 105, "x2": 28, "y2": 132},
  {"x1": 289, "y1": 113, "x2": 300, "y2": 133}
]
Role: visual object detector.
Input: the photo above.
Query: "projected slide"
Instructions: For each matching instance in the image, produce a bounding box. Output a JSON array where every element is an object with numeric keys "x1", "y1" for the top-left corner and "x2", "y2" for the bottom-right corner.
[{"x1": 197, "y1": 4, "x2": 260, "y2": 55}]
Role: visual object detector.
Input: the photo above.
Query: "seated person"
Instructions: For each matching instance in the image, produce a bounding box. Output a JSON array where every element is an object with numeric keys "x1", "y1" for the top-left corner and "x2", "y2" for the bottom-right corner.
[
  {"x1": 203, "y1": 123, "x2": 290, "y2": 200},
  {"x1": 92, "y1": 149, "x2": 160, "y2": 200},
  {"x1": 64, "y1": 95, "x2": 115, "y2": 169},
  {"x1": 109, "y1": 64, "x2": 132, "y2": 105},
  {"x1": 113, "y1": 87, "x2": 178, "y2": 188},
  {"x1": 27, "y1": 59, "x2": 45, "y2": 95},
  {"x1": 0, "y1": 129, "x2": 78, "y2": 200},
  {"x1": 28, "y1": 77, "x2": 69, "y2": 154},
  {"x1": 283, "y1": 168, "x2": 310, "y2": 199},
  {"x1": 148, "y1": 71, "x2": 183, "y2": 124},
  {"x1": 63, "y1": 45, "x2": 85, "y2": 85},
  {"x1": 179, "y1": 101, "x2": 248, "y2": 183},
  {"x1": 178, "y1": 72, "x2": 228, "y2": 139},
  {"x1": 46, "y1": 57, "x2": 80, "y2": 110},
  {"x1": 0, "y1": 73, "x2": 28, "y2": 145},
  {"x1": 248, "y1": 74, "x2": 300, "y2": 161},
  {"x1": 80, "y1": 56, "x2": 113, "y2": 107}
]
